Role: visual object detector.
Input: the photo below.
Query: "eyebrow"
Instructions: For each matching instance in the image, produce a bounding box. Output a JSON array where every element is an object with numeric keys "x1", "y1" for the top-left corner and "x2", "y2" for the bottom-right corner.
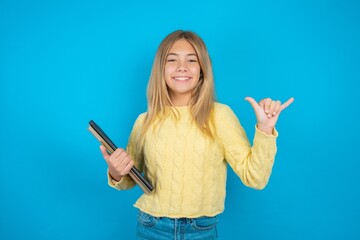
[{"x1": 167, "y1": 53, "x2": 197, "y2": 57}]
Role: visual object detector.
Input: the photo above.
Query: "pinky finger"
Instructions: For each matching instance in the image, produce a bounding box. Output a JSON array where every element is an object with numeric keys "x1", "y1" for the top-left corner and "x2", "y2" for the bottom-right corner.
[
  {"x1": 280, "y1": 97, "x2": 295, "y2": 112},
  {"x1": 124, "y1": 161, "x2": 134, "y2": 174}
]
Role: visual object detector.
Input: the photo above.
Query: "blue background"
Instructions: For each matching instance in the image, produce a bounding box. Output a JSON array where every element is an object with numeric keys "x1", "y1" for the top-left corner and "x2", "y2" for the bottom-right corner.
[{"x1": 1, "y1": 0, "x2": 359, "y2": 239}]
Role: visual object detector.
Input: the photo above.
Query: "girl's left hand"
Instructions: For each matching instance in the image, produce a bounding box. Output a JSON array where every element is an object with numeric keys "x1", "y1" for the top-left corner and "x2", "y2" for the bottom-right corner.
[{"x1": 245, "y1": 97, "x2": 294, "y2": 135}]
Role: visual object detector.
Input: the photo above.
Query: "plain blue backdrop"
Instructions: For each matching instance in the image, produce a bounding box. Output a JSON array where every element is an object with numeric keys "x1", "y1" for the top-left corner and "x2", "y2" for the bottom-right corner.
[{"x1": 1, "y1": 0, "x2": 359, "y2": 239}]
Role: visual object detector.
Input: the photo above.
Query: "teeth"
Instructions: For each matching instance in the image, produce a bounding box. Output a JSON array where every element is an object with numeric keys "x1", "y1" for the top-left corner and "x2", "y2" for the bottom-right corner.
[{"x1": 173, "y1": 77, "x2": 191, "y2": 81}]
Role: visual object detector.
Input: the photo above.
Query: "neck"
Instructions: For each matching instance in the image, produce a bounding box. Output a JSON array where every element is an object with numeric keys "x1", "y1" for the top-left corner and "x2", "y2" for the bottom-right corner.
[{"x1": 170, "y1": 94, "x2": 191, "y2": 106}]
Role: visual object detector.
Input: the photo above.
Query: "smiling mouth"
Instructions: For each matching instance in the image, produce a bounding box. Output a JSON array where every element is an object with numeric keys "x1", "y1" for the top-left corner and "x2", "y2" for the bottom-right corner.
[{"x1": 172, "y1": 77, "x2": 192, "y2": 81}]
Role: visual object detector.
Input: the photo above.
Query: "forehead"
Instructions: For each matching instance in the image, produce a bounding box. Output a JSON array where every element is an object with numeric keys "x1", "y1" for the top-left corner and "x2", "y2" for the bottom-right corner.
[{"x1": 168, "y1": 39, "x2": 196, "y2": 54}]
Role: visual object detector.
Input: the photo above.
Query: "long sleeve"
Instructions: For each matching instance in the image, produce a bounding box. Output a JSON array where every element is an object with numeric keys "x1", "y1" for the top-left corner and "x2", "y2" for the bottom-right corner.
[
  {"x1": 107, "y1": 103, "x2": 278, "y2": 218},
  {"x1": 107, "y1": 113, "x2": 146, "y2": 190},
  {"x1": 215, "y1": 104, "x2": 278, "y2": 190}
]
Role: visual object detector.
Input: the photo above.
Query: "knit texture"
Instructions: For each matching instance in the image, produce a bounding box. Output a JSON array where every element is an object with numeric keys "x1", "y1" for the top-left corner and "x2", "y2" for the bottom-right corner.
[{"x1": 108, "y1": 103, "x2": 278, "y2": 218}]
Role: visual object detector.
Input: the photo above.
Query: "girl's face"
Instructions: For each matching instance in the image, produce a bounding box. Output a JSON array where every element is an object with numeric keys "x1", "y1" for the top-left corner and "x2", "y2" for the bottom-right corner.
[{"x1": 164, "y1": 39, "x2": 201, "y2": 106}]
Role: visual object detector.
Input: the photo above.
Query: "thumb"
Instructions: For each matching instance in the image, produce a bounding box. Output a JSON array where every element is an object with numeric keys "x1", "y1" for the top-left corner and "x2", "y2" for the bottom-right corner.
[
  {"x1": 245, "y1": 97, "x2": 260, "y2": 110},
  {"x1": 100, "y1": 145, "x2": 110, "y2": 163}
]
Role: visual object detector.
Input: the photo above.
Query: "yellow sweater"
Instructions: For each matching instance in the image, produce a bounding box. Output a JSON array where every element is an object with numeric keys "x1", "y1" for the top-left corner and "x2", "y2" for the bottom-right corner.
[{"x1": 108, "y1": 103, "x2": 278, "y2": 218}]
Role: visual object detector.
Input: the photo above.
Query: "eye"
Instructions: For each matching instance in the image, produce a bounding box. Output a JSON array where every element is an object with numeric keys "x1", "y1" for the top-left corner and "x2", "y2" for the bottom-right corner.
[
  {"x1": 188, "y1": 59, "x2": 198, "y2": 63},
  {"x1": 167, "y1": 58, "x2": 176, "y2": 62}
]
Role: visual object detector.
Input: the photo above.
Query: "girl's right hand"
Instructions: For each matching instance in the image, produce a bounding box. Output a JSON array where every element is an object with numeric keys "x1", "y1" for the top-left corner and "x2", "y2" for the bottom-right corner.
[{"x1": 100, "y1": 145, "x2": 134, "y2": 181}]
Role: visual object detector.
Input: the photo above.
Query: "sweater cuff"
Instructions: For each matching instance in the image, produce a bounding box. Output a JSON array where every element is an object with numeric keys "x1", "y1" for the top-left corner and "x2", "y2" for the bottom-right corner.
[
  {"x1": 107, "y1": 171, "x2": 119, "y2": 186},
  {"x1": 107, "y1": 170, "x2": 135, "y2": 190},
  {"x1": 107, "y1": 170, "x2": 126, "y2": 187},
  {"x1": 255, "y1": 125, "x2": 278, "y2": 138},
  {"x1": 253, "y1": 125, "x2": 278, "y2": 147}
]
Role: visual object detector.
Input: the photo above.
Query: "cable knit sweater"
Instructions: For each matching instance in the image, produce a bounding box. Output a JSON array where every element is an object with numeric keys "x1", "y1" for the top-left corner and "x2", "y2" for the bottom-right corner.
[{"x1": 108, "y1": 102, "x2": 278, "y2": 218}]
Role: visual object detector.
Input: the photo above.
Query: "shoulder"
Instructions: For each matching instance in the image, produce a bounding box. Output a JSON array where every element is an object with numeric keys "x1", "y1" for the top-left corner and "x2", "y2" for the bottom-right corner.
[
  {"x1": 213, "y1": 102, "x2": 241, "y2": 125},
  {"x1": 213, "y1": 102, "x2": 235, "y2": 115},
  {"x1": 137, "y1": 112, "x2": 147, "y2": 121},
  {"x1": 131, "y1": 112, "x2": 147, "y2": 130}
]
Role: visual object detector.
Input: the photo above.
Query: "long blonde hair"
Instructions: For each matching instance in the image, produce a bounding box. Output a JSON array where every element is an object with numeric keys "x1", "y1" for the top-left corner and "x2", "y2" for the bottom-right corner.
[{"x1": 141, "y1": 30, "x2": 216, "y2": 140}]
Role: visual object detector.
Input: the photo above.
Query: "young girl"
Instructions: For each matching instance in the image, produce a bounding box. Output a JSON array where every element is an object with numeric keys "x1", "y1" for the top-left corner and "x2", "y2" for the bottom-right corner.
[{"x1": 100, "y1": 30, "x2": 294, "y2": 239}]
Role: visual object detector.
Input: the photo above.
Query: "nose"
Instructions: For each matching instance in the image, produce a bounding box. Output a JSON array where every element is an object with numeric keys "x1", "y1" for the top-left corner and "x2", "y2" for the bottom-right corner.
[{"x1": 176, "y1": 60, "x2": 188, "y2": 72}]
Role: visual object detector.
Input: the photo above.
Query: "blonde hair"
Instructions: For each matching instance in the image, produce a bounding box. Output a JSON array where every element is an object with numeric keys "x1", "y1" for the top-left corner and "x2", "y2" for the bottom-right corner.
[{"x1": 141, "y1": 30, "x2": 216, "y2": 140}]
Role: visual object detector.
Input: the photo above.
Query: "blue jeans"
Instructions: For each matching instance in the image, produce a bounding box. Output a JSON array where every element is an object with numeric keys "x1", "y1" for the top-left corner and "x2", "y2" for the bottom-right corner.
[{"x1": 136, "y1": 210, "x2": 218, "y2": 240}]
